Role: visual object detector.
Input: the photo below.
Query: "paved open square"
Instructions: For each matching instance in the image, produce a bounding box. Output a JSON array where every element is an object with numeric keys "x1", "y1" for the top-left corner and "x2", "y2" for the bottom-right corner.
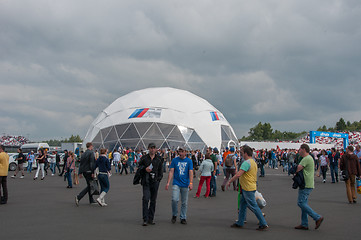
[{"x1": 1, "y1": 168, "x2": 359, "y2": 240}]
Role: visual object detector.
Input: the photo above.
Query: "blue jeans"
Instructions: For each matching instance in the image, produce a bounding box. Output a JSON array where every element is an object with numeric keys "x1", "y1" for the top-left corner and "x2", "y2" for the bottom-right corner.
[
  {"x1": 27, "y1": 162, "x2": 33, "y2": 172},
  {"x1": 163, "y1": 161, "x2": 167, "y2": 173},
  {"x1": 330, "y1": 164, "x2": 338, "y2": 182},
  {"x1": 128, "y1": 161, "x2": 134, "y2": 173},
  {"x1": 298, "y1": 188, "x2": 321, "y2": 227},
  {"x1": 66, "y1": 169, "x2": 73, "y2": 187},
  {"x1": 50, "y1": 163, "x2": 56, "y2": 174},
  {"x1": 236, "y1": 190, "x2": 267, "y2": 227},
  {"x1": 113, "y1": 161, "x2": 119, "y2": 173},
  {"x1": 210, "y1": 172, "x2": 217, "y2": 196},
  {"x1": 260, "y1": 164, "x2": 265, "y2": 176},
  {"x1": 172, "y1": 185, "x2": 189, "y2": 220},
  {"x1": 98, "y1": 173, "x2": 110, "y2": 193}
]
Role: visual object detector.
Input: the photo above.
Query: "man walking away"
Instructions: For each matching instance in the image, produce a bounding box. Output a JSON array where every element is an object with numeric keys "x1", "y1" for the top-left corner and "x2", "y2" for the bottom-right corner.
[
  {"x1": 340, "y1": 146, "x2": 361, "y2": 204},
  {"x1": 294, "y1": 144, "x2": 323, "y2": 230},
  {"x1": 221, "y1": 147, "x2": 237, "y2": 191},
  {"x1": 75, "y1": 143, "x2": 97, "y2": 206},
  {"x1": 112, "y1": 150, "x2": 121, "y2": 173}
]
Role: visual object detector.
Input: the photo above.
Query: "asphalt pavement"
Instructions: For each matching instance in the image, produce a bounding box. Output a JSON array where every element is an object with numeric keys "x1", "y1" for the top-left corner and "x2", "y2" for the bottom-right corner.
[{"x1": 1, "y1": 167, "x2": 359, "y2": 240}]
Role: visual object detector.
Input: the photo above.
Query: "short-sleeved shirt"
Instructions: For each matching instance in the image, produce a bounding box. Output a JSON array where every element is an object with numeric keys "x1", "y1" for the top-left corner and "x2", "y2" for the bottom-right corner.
[
  {"x1": 113, "y1": 152, "x2": 121, "y2": 162},
  {"x1": 211, "y1": 154, "x2": 218, "y2": 169},
  {"x1": 128, "y1": 152, "x2": 135, "y2": 162},
  {"x1": 239, "y1": 158, "x2": 258, "y2": 191},
  {"x1": 299, "y1": 155, "x2": 315, "y2": 189},
  {"x1": 170, "y1": 157, "x2": 193, "y2": 188},
  {"x1": 18, "y1": 153, "x2": 25, "y2": 164}
]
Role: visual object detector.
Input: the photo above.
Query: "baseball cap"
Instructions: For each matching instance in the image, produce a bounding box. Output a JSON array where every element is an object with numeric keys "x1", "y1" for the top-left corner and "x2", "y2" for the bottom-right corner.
[
  {"x1": 177, "y1": 146, "x2": 185, "y2": 151},
  {"x1": 148, "y1": 143, "x2": 156, "y2": 149}
]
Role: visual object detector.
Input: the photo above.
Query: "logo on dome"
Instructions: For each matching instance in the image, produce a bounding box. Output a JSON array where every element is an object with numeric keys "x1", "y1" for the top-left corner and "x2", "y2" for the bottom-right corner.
[
  {"x1": 210, "y1": 112, "x2": 224, "y2": 121},
  {"x1": 129, "y1": 108, "x2": 162, "y2": 119}
]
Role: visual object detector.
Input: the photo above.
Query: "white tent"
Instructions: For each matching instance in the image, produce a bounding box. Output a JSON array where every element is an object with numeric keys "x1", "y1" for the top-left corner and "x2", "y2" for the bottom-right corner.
[{"x1": 83, "y1": 87, "x2": 238, "y2": 151}]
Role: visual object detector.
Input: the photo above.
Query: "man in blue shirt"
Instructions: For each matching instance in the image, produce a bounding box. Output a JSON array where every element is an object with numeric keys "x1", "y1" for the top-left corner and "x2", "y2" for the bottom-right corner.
[{"x1": 165, "y1": 146, "x2": 193, "y2": 224}]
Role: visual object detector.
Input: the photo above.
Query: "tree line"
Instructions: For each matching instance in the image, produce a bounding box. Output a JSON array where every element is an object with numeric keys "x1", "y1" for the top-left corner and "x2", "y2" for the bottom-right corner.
[
  {"x1": 317, "y1": 118, "x2": 361, "y2": 132},
  {"x1": 44, "y1": 134, "x2": 83, "y2": 146},
  {"x1": 241, "y1": 118, "x2": 361, "y2": 141}
]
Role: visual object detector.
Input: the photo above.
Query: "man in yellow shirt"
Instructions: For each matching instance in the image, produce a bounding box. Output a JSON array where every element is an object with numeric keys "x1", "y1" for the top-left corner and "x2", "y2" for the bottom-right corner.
[
  {"x1": 0, "y1": 145, "x2": 10, "y2": 204},
  {"x1": 226, "y1": 145, "x2": 268, "y2": 231}
]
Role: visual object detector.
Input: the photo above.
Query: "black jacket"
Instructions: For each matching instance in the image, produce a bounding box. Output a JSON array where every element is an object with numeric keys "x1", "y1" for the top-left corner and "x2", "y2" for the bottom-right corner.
[
  {"x1": 78, "y1": 149, "x2": 96, "y2": 174},
  {"x1": 138, "y1": 153, "x2": 163, "y2": 185},
  {"x1": 289, "y1": 165, "x2": 305, "y2": 189}
]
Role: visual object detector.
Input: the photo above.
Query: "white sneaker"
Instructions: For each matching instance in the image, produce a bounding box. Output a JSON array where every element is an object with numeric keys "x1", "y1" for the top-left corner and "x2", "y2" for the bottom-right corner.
[
  {"x1": 96, "y1": 198, "x2": 104, "y2": 207},
  {"x1": 20, "y1": 176, "x2": 24, "y2": 179},
  {"x1": 51, "y1": 174, "x2": 55, "y2": 176},
  {"x1": 11, "y1": 175, "x2": 16, "y2": 178}
]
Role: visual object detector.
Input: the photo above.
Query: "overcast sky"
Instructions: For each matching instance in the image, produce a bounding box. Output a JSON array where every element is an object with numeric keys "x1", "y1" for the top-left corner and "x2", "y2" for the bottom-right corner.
[{"x1": 1, "y1": 0, "x2": 361, "y2": 141}]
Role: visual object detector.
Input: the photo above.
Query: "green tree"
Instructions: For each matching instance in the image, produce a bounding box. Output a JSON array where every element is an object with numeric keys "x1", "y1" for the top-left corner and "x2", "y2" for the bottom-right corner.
[
  {"x1": 335, "y1": 118, "x2": 347, "y2": 131},
  {"x1": 262, "y1": 123, "x2": 273, "y2": 140},
  {"x1": 248, "y1": 122, "x2": 264, "y2": 141},
  {"x1": 65, "y1": 135, "x2": 82, "y2": 142}
]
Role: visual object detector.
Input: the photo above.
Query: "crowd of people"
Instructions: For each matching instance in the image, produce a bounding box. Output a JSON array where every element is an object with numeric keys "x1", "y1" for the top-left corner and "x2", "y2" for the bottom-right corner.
[
  {"x1": 1, "y1": 141, "x2": 361, "y2": 231},
  {"x1": 0, "y1": 135, "x2": 28, "y2": 147}
]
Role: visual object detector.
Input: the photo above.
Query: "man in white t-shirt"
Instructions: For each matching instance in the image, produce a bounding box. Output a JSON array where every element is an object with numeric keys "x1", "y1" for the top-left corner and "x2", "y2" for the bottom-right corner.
[{"x1": 112, "y1": 150, "x2": 121, "y2": 173}]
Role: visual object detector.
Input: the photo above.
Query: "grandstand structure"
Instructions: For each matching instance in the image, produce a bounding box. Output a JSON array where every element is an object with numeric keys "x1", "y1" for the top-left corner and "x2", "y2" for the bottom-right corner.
[
  {"x1": 284, "y1": 131, "x2": 361, "y2": 149},
  {"x1": 241, "y1": 131, "x2": 361, "y2": 150},
  {"x1": 0, "y1": 135, "x2": 29, "y2": 147}
]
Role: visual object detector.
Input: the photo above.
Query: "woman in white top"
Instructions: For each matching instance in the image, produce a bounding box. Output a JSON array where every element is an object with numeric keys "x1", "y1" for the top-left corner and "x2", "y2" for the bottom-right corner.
[{"x1": 318, "y1": 150, "x2": 329, "y2": 183}]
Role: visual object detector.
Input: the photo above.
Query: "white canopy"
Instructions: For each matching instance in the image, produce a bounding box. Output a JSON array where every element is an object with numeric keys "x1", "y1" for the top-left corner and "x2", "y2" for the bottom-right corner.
[{"x1": 83, "y1": 87, "x2": 238, "y2": 151}]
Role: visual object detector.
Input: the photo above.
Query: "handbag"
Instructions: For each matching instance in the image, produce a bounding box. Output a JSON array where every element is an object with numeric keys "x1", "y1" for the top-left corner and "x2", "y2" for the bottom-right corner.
[
  {"x1": 89, "y1": 179, "x2": 100, "y2": 195},
  {"x1": 357, "y1": 178, "x2": 361, "y2": 194}
]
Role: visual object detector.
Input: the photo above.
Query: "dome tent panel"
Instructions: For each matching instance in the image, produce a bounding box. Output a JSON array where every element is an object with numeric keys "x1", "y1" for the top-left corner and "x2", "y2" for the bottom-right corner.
[
  {"x1": 133, "y1": 122, "x2": 153, "y2": 138},
  {"x1": 156, "y1": 123, "x2": 175, "y2": 138},
  {"x1": 103, "y1": 126, "x2": 118, "y2": 142},
  {"x1": 120, "y1": 123, "x2": 140, "y2": 139},
  {"x1": 142, "y1": 123, "x2": 164, "y2": 140},
  {"x1": 115, "y1": 124, "x2": 130, "y2": 139},
  {"x1": 167, "y1": 126, "x2": 186, "y2": 142}
]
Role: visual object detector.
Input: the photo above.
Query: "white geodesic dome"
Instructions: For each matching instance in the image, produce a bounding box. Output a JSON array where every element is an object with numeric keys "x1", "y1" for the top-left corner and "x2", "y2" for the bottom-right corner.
[{"x1": 83, "y1": 87, "x2": 238, "y2": 151}]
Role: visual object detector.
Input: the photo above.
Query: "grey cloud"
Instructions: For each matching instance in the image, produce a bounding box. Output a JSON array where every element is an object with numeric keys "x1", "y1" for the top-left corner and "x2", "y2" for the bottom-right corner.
[{"x1": 1, "y1": 0, "x2": 361, "y2": 140}]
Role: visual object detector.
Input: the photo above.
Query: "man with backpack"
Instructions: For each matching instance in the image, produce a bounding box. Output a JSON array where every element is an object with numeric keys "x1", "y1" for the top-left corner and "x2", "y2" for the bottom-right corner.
[{"x1": 221, "y1": 147, "x2": 237, "y2": 191}]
